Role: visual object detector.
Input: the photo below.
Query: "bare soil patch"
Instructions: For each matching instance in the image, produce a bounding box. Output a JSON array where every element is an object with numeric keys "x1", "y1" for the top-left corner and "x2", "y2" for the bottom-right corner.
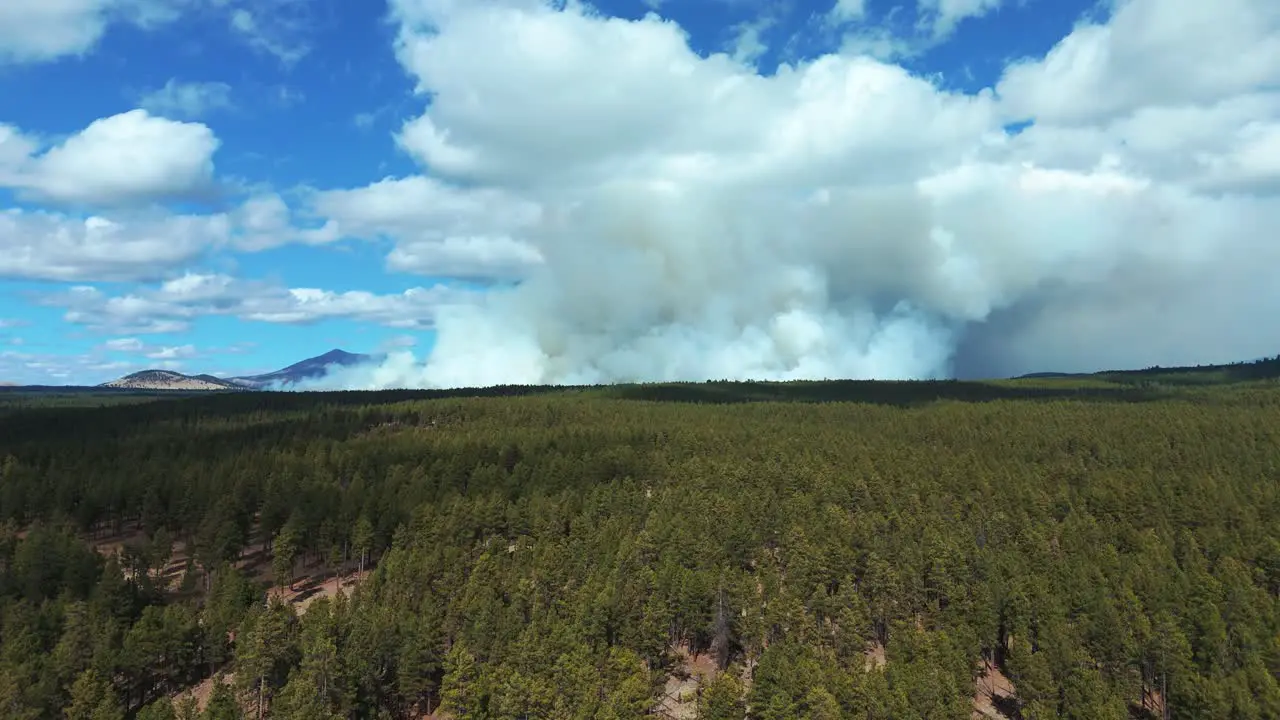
[
  {"x1": 972, "y1": 658, "x2": 1016, "y2": 719},
  {"x1": 172, "y1": 672, "x2": 235, "y2": 714},
  {"x1": 653, "y1": 644, "x2": 718, "y2": 720},
  {"x1": 864, "y1": 641, "x2": 887, "y2": 671}
]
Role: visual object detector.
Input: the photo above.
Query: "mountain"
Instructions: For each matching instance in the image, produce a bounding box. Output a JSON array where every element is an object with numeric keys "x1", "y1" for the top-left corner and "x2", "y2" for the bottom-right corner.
[
  {"x1": 229, "y1": 349, "x2": 376, "y2": 389},
  {"x1": 99, "y1": 370, "x2": 244, "y2": 391},
  {"x1": 95, "y1": 349, "x2": 376, "y2": 391}
]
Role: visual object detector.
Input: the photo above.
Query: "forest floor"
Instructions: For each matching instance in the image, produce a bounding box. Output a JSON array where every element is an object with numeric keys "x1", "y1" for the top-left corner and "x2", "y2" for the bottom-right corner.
[
  {"x1": 173, "y1": 672, "x2": 235, "y2": 714},
  {"x1": 652, "y1": 645, "x2": 718, "y2": 719},
  {"x1": 972, "y1": 659, "x2": 1017, "y2": 719}
]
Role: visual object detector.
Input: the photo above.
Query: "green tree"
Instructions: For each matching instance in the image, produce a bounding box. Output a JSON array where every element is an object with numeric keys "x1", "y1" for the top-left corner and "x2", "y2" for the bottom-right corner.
[
  {"x1": 235, "y1": 600, "x2": 298, "y2": 720},
  {"x1": 136, "y1": 699, "x2": 176, "y2": 720},
  {"x1": 352, "y1": 515, "x2": 374, "y2": 576},
  {"x1": 440, "y1": 642, "x2": 486, "y2": 719},
  {"x1": 697, "y1": 672, "x2": 744, "y2": 720},
  {"x1": 64, "y1": 669, "x2": 123, "y2": 720}
]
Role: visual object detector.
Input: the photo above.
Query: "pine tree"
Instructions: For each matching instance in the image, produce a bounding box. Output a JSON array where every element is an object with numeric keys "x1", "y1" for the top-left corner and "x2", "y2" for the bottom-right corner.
[
  {"x1": 440, "y1": 642, "x2": 485, "y2": 719},
  {"x1": 697, "y1": 673, "x2": 744, "y2": 720},
  {"x1": 352, "y1": 515, "x2": 374, "y2": 576},
  {"x1": 64, "y1": 669, "x2": 123, "y2": 720},
  {"x1": 234, "y1": 600, "x2": 298, "y2": 720},
  {"x1": 136, "y1": 699, "x2": 176, "y2": 720}
]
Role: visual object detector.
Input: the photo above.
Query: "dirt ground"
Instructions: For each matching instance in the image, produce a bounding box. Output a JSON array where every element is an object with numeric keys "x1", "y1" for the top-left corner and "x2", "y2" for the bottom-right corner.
[
  {"x1": 864, "y1": 640, "x2": 887, "y2": 671},
  {"x1": 172, "y1": 672, "x2": 235, "y2": 714},
  {"x1": 274, "y1": 567, "x2": 370, "y2": 614},
  {"x1": 972, "y1": 658, "x2": 1017, "y2": 719},
  {"x1": 652, "y1": 644, "x2": 719, "y2": 719}
]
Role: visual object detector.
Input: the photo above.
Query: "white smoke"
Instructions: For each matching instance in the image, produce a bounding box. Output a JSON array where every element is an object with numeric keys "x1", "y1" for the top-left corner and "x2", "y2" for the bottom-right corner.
[{"x1": 316, "y1": 0, "x2": 1280, "y2": 389}]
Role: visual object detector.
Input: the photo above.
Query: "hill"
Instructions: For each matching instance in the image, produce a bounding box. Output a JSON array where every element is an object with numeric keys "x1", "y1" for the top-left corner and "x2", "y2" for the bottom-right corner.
[
  {"x1": 1017, "y1": 354, "x2": 1280, "y2": 384},
  {"x1": 98, "y1": 369, "x2": 244, "y2": 391}
]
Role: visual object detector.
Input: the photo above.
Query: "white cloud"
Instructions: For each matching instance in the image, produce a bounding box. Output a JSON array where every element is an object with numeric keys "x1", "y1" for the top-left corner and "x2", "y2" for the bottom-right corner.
[
  {"x1": 305, "y1": 0, "x2": 1280, "y2": 390},
  {"x1": 314, "y1": 176, "x2": 541, "y2": 236},
  {"x1": 392, "y1": 3, "x2": 994, "y2": 190},
  {"x1": 827, "y1": 0, "x2": 866, "y2": 23},
  {"x1": 101, "y1": 337, "x2": 199, "y2": 360},
  {"x1": 0, "y1": 208, "x2": 228, "y2": 282},
  {"x1": 0, "y1": 0, "x2": 315, "y2": 68},
  {"x1": 0, "y1": 109, "x2": 219, "y2": 206},
  {"x1": 0, "y1": 0, "x2": 183, "y2": 65},
  {"x1": 225, "y1": 0, "x2": 311, "y2": 66},
  {"x1": 145, "y1": 343, "x2": 196, "y2": 359},
  {"x1": 139, "y1": 79, "x2": 234, "y2": 118},
  {"x1": 997, "y1": 0, "x2": 1280, "y2": 125},
  {"x1": 385, "y1": 235, "x2": 543, "y2": 280},
  {"x1": 312, "y1": 175, "x2": 542, "y2": 279},
  {"x1": 231, "y1": 193, "x2": 339, "y2": 250},
  {"x1": 728, "y1": 16, "x2": 774, "y2": 65},
  {"x1": 0, "y1": 189, "x2": 342, "y2": 283},
  {"x1": 47, "y1": 272, "x2": 475, "y2": 334},
  {"x1": 918, "y1": 0, "x2": 1005, "y2": 39},
  {"x1": 0, "y1": 0, "x2": 113, "y2": 63},
  {"x1": 0, "y1": 343, "x2": 203, "y2": 385},
  {"x1": 104, "y1": 337, "x2": 145, "y2": 351}
]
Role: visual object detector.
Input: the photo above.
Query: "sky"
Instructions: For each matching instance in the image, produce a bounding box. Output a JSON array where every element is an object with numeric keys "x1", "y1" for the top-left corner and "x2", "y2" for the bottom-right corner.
[{"x1": 1, "y1": 0, "x2": 1278, "y2": 387}]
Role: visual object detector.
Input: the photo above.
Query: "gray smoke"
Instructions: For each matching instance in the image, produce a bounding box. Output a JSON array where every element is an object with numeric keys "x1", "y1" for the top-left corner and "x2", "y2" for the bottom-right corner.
[{"x1": 316, "y1": 0, "x2": 1280, "y2": 389}]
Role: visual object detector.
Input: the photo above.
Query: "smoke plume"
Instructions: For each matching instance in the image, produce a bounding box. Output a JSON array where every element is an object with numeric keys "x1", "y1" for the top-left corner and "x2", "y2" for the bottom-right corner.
[{"x1": 316, "y1": 0, "x2": 1280, "y2": 389}]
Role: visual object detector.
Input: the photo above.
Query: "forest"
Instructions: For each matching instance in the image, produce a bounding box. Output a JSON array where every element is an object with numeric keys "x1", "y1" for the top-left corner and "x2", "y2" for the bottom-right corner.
[{"x1": 0, "y1": 374, "x2": 1276, "y2": 719}]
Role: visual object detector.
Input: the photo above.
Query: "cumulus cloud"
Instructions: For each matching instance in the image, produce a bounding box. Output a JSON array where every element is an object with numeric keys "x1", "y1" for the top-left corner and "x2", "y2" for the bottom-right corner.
[
  {"x1": 318, "y1": 0, "x2": 1280, "y2": 390},
  {"x1": 0, "y1": 109, "x2": 219, "y2": 206},
  {"x1": 46, "y1": 272, "x2": 475, "y2": 334},
  {"x1": 0, "y1": 193, "x2": 338, "y2": 283},
  {"x1": 0, "y1": 208, "x2": 228, "y2": 282},
  {"x1": 997, "y1": 0, "x2": 1280, "y2": 125},
  {"x1": 231, "y1": 193, "x2": 339, "y2": 250},
  {"x1": 0, "y1": 0, "x2": 183, "y2": 64},
  {"x1": 312, "y1": 175, "x2": 542, "y2": 279},
  {"x1": 139, "y1": 79, "x2": 234, "y2": 118},
  {"x1": 386, "y1": 236, "x2": 543, "y2": 281}
]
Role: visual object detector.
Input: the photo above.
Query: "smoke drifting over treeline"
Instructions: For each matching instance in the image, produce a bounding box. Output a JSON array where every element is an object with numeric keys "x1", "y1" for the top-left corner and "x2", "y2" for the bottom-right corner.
[{"x1": 319, "y1": 0, "x2": 1280, "y2": 390}]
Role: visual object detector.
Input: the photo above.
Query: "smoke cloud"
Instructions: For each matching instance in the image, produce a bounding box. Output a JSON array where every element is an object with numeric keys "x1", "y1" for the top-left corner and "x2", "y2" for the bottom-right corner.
[{"x1": 315, "y1": 0, "x2": 1280, "y2": 389}]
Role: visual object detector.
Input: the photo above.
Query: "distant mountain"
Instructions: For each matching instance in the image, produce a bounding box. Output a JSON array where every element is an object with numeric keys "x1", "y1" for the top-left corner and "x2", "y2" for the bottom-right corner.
[
  {"x1": 95, "y1": 349, "x2": 377, "y2": 392},
  {"x1": 229, "y1": 349, "x2": 376, "y2": 389},
  {"x1": 1014, "y1": 371, "x2": 1082, "y2": 379},
  {"x1": 1014, "y1": 354, "x2": 1280, "y2": 384},
  {"x1": 99, "y1": 370, "x2": 244, "y2": 391}
]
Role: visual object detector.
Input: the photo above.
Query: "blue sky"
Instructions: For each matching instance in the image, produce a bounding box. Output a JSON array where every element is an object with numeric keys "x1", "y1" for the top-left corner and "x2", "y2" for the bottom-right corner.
[{"x1": 2, "y1": 0, "x2": 1278, "y2": 386}]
